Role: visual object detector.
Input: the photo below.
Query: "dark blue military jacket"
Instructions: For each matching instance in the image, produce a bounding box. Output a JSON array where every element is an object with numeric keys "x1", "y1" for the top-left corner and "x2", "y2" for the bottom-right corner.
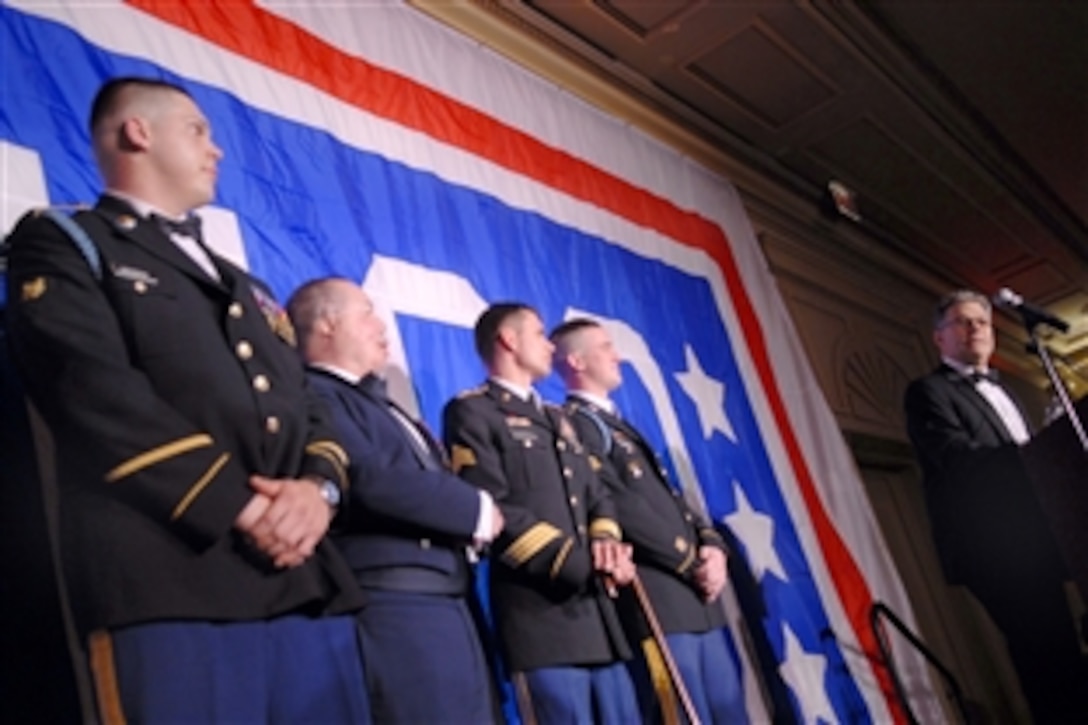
[
  {"x1": 5, "y1": 196, "x2": 361, "y2": 633},
  {"x1": 442, "y1": 380, "x2": 630, "y2": 672},
  {"x1": 564, "y1": 396, "x2": 727, "y2": 635}
]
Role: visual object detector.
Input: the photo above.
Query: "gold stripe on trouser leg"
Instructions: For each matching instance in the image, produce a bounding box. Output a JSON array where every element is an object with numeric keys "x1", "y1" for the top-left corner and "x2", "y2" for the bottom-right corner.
[
  {"x1": 88, "y1": 629, "x2": 127, "y2": 725},
  {"x1": 642, "y1": 637, "x2": 680, "y2": 725}
]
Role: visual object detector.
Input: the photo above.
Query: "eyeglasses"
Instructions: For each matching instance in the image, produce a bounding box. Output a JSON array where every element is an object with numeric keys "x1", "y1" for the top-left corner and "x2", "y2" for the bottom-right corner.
[{"x1": 940, "y1": 316, "x2": 991, "y2": 330}]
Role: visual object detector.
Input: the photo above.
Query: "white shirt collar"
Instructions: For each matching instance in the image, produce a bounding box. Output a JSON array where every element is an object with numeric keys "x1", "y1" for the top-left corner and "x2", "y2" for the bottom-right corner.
[
  {"x1": 310, "y1": 362, "x2": 362, "y2": 386},
  {"x1": 942, "y1": 356, "x2": 990, "y2": 378},
  {"x1": 570, "y1": 390, "x2": 615, "y2": 415},
  {"x1": 491, "y1": 377, "x2": 536, "y2": 403}
]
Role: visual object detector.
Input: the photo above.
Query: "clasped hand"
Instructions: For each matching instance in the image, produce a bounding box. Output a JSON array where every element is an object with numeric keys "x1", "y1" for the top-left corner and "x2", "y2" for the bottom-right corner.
[{"x1": 235, "y1": 475, "x2": 332, "y2": 568}]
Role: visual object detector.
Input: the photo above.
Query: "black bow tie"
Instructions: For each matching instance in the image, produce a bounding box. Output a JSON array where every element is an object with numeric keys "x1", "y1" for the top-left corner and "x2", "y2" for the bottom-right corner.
[
  {"x1": 358, "y1": 374, "x2": 389, "y2": 400},
  {"x1": 152, "y1": 213, "x2": 204, "y2": 243},
  {"x1": 968, "y1": 369, "x2": 999, "y2": 384}
]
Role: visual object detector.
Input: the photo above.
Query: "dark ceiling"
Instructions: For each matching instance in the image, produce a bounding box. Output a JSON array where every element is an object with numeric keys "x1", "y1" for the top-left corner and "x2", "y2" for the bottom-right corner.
[{"x1": 418, "y1": 1, "x2": 1088, "y2": 376}]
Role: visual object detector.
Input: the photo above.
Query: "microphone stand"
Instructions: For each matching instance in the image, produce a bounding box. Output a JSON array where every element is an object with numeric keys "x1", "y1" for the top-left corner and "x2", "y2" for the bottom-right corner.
[{"x1": 1022, "y1": 317, "x2": 1088, "y2": 453}]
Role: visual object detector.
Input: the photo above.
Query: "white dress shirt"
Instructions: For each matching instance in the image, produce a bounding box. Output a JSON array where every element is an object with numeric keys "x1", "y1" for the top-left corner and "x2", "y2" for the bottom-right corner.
[
  {"x1": 570, "y1": 390, "x2": 617, "y2": 416},
  {"x1": 943, "y1": 357, "x2": 1030, "y2": 445},
  {"x1": 108, "y1": 191, "x2": 220, "y2": 280}
]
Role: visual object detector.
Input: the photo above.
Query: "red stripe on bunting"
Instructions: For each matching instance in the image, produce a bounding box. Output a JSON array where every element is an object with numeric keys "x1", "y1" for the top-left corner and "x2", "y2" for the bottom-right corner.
[{"x1": 126, "y1": 0, "x2": 902, "y2": 717}]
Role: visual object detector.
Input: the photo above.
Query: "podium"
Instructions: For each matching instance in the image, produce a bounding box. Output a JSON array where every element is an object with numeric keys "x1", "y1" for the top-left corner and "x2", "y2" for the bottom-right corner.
[{"x1": 1020, "y1": 396, "x2": 1088, "y2": 604}]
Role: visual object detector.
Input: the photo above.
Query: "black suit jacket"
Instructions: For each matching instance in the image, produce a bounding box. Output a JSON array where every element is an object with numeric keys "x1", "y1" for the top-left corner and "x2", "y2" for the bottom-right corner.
[
  {"x1": 442, "y1": 381, "x2": 630, "y2": 671},
  {"x1": 305, "y1": 369, "x2": 480, "y2": 586},
  {"x1": 903, "y1": 364, "x2": 1063, "y2": 585},
  {"x1": 564, "y1": 396, "x2": 726, "y2": 635},
  {"x1": 5, "y1": 197, "x2": 362, "y2": 633}
]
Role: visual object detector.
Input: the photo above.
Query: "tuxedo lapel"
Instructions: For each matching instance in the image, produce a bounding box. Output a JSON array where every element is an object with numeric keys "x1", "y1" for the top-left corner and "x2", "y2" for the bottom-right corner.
[{"x1": 940, "y1": 366, "x2": 1016, "y2": 444}]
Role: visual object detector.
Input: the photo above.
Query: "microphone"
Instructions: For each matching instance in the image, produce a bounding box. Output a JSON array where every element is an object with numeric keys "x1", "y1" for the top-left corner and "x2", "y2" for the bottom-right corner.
[{"x1": 992, "y1": 287, "x2": 1070, "y2": 333}]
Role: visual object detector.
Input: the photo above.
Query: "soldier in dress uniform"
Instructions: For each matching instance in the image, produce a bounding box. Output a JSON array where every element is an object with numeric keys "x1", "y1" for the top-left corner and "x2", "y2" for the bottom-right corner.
[
  {"x1": 442, "y1": 302, "x2": 640, "y2": 723},
  {"x1": 552, "y1": 318, "x2": 747, "y2": 724},
  {"x1": 4, "y1": 77, "x2": 369, "y2": 722}
]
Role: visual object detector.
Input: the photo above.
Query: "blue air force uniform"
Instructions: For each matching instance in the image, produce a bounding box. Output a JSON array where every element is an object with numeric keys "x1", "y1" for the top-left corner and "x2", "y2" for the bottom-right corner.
[{"x1": 306, "y1": 368, "x2": 496, "y2": 723}]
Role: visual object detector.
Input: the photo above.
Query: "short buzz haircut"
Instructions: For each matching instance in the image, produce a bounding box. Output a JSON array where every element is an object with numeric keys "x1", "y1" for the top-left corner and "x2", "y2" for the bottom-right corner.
[
  {"x1": 286, "y1": 276, "x2": 353, "y2": 349},
  {"x1": 474, "y1": 302, "x2": 537, "y2": 363},
  {"x1": 89, "y1": 76, "x2": 190, "y2": 134},
  {"x1": 933, "y1": 289, "x2": 991, "y2": 329},
  {"x1": 549, "y1": 317, "x2": 600, "y2": 376},
  {"x1": 549, "y1": 317, "x2": 600, "y2": 353}
]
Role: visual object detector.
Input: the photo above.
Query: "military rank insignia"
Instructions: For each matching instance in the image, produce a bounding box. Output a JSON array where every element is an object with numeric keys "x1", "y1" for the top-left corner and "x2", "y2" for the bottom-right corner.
[
  {"x1": 113, "y1": 214, "x2": 138, "y2": 231},
  {"x1": 21, "y1": 276, "x2": 46, "y2": 301},
  {"x1": 450, "y1": 444, "x2": 477, "y2": 473},
  {"x1": 457, "y1": 385, "x2": 487, "y2": 399}
]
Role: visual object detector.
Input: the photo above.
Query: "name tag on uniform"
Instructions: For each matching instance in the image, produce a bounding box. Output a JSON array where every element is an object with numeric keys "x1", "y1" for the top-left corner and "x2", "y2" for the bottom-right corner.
[
  {"x1": 509, "y1": 427, "x2": 542, "y2": 448},
  {"x1": 110, "y1": 264, "x2": 159, "y2": 286}
]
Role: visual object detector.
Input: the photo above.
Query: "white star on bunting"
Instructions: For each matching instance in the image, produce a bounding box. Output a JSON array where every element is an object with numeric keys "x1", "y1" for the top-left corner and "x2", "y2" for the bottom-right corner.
[
  {"x1": 779, "y1": 625, "x2": 836, "y2": 725},
  {"x1": 723, "y1": 481, "x2": 787, "y2": 582},
  {"x1": 674, "y1": 344, "x2": 737, "y2": 442}
]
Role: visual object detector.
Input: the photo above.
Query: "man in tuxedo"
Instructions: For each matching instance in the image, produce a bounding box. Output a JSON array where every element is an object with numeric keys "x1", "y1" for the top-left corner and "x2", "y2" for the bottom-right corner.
[
  {"x1": 5, "y1": 77, "x2": 369, "y2": 721},
  {"x1": 288, "y1": 278, "x2": 502, "y2": 724},
  {"x1": 904, "y1": 289, "x2": 1087, "y2": 721},
  {"x1": 443, "y1": 302, "x2": 639, "y2": 723},
  {"x1": 551, "y1": 318, "x2": 747, "y2": 724}
]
